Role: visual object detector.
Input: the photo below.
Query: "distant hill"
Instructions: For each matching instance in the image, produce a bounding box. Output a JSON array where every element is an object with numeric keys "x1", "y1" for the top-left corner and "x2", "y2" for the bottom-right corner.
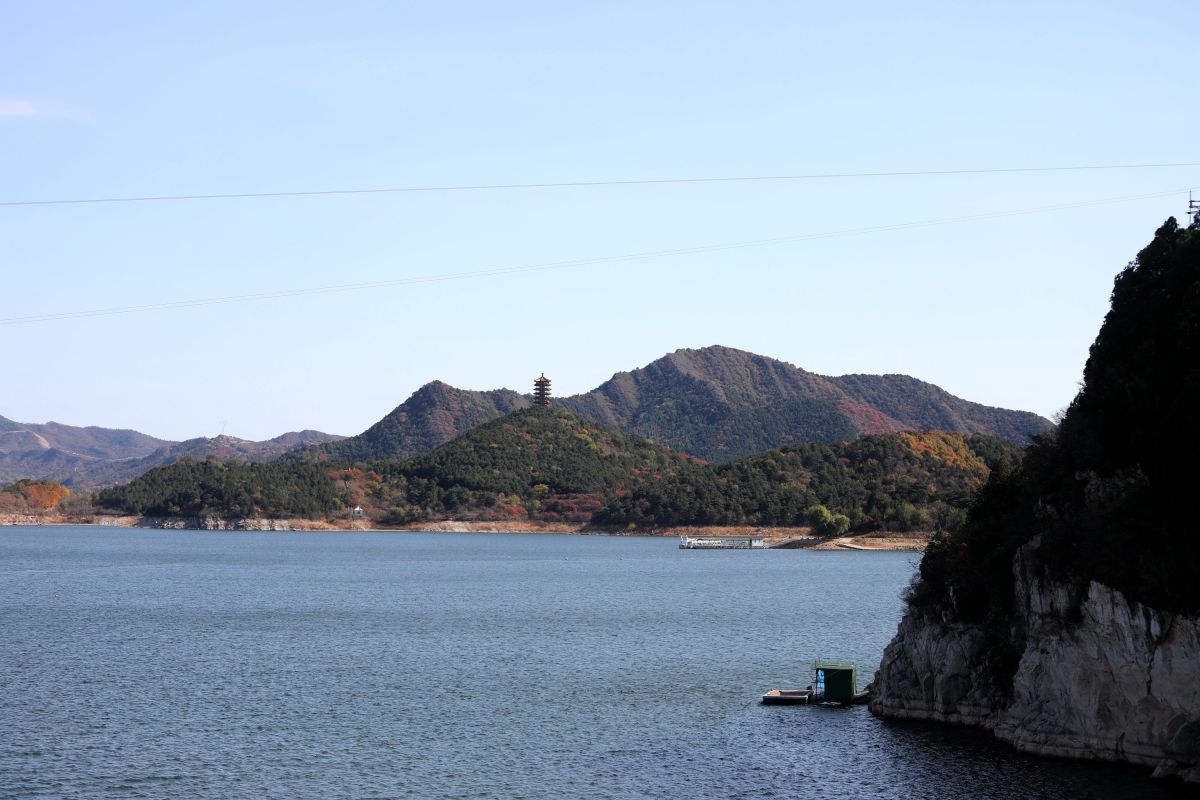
[
  {"x1": 301, "y1": 346, "x2": 1051, "y2": 465},
  {"x1": 73, "y1": 432, "x2": 346, "y2": 488},
  {"x1": 0, "y1": 415, "x2": 169, "y2": 460},
  {"x1": 0, "y1": 416, "x2": 342, "y2": 488}
]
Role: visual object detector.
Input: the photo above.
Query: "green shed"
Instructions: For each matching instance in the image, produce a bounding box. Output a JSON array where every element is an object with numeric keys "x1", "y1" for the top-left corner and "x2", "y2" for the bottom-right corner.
[{"x1": 813, "y1": 662, "x2": 858, "y2": 703}]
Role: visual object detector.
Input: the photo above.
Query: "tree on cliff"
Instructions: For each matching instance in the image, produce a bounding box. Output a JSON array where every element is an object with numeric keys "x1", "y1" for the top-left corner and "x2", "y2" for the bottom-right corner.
[{"x1": 913, "y1": 215, "x2": 1200, "y2": 625}]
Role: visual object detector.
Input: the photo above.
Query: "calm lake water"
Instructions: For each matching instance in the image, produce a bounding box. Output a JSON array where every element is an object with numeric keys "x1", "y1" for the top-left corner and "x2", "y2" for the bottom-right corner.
[{"x1": 0, "y1": 526, "x2": 1186, "y2": 799}]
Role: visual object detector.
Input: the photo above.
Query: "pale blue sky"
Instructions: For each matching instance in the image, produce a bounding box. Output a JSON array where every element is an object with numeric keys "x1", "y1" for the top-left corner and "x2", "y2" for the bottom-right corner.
[{"x1": 3, "y1": 1, "x2": 1198, "y2": 441}]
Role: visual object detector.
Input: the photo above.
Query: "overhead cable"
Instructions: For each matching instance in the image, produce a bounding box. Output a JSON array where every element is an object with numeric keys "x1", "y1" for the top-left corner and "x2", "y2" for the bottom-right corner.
[
  {"x1": 0, "y1": 186, "x2": 1190, "y2": 326},
  {"x1": 2, "y1": 162, "x2": 1199, "y2": 207}
]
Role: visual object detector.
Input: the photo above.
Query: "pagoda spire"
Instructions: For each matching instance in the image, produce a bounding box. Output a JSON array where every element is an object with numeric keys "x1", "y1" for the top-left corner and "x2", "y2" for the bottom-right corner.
[{"x1": 533, "y1": 373, "x2": 551, "y2": 406}]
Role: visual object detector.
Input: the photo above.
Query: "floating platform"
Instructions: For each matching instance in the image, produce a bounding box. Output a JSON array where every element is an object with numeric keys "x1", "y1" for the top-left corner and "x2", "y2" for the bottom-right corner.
[
  {"x1": 761, "y1": 688, "x2": 815, "y2": 705},
  {"x1": 761, "y1": 662, "x2": 871, "y2": 706},
  {"x1": 761, "y1": 687, "x2": 870, "y2": 706}
]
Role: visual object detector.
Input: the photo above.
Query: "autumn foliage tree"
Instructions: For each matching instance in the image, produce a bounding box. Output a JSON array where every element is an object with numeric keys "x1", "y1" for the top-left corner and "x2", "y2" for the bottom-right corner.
[{"x1": 0, "y1": 480, "x2": 71, "y2": 512}]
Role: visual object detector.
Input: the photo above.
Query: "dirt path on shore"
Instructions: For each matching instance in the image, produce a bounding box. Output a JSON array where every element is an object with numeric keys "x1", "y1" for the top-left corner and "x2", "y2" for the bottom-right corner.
[{"x1": 809, "y1": 533, "x2": 932, "y2": 551}]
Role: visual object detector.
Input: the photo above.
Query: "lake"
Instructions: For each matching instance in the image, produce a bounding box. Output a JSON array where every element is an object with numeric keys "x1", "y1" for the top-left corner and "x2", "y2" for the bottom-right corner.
[{"x1": 0, "y1": 526, "x2": 1185, "y2": 799}]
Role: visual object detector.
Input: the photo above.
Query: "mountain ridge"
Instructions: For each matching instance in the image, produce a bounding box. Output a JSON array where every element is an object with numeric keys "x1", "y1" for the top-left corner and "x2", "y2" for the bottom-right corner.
[
  {"x1": 305, "y1": 345, "x2": 1052, "y2": 464},
  {"x1": 0, "y1": 419, "x2": 342, "y2": 488},
  {"x1": 5, "y1": 346, "x2": 1052, "y2": 486}
]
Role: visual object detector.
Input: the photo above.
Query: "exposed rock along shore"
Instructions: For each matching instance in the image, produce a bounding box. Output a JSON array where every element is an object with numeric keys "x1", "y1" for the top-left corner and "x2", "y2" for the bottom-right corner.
[
  {"x1": 870, "y1": 540, "x2": 1200, "y2": 783},
  {"x1": 1, "y1": 512, "x2": 930, "y2": 549}
]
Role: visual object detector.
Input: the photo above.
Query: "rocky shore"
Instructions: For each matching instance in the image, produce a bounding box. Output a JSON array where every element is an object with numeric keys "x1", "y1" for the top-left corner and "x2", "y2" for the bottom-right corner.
[
  {"x1": 2, "y1": 513, "x2": 930, "y2": 549},
  {"x1": 870, "y1": 540, "x2": 1200, "y2": 783}
]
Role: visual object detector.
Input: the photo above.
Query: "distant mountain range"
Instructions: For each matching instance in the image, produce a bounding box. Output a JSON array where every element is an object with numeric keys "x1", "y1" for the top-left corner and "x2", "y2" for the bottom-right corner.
[
  {"x1": 0, "y1": 415, "x2": 341, "y2": 488},
  {"x1": 305, "y1": 345, "x2": 1052, "y2": 464},
  {"x1": 4, "y1": 345, "x2": 1051, "y2": 488}
]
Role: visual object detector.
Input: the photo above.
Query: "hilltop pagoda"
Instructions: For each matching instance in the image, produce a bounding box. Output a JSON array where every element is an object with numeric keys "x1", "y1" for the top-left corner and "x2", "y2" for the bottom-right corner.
[{"x1": 533, "y1": 373, "x2": 552, "y2": 406}]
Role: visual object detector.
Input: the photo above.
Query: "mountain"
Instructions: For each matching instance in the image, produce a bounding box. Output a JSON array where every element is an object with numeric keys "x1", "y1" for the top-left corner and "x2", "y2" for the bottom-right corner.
[
  {"x1": 304, "y1": 346, "x2": 1052, "y2": 465},
  {"x1": 307, "y1": 381, "x2": 529, "y2": 463},
  {"x1": 0, "y1": 417, "x2": 342, "y2": 488},
  {"x1": 557, "y1": 346, "x2": 883, "y2": 460},
  {"x1": 871, "y1": 217, "x2": 1200, "y2": 782},
  {"x1": 7, "y1": 348, "x2": 1052, "y2": 486},
  {"x1": 0, "y1": 415, "x2": 169, "y2": 460},
  {"x1": 828, "y1": 373, "x2": 1051, "y2": 445}
]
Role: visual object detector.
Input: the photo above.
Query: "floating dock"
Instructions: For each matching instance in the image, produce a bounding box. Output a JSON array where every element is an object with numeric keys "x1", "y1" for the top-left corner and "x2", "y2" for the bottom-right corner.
[
  {"x1": 761, "y1": 662, "x2": 870, "y2": 706},
  {"x1": 761, "y1": 688, "x2": 816, "y2": 705}
]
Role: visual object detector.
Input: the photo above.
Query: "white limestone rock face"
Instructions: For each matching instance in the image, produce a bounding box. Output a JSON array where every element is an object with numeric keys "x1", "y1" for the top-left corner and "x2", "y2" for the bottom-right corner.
[
  {"x1": 996, "y1": 571, "x2": 1200, "y2": 782},
  {"x1": 870, "y1": 606, "x2": 1004, "y2": 726},
  {"x1": 870, "y1": 541, "x2": 1200, "y2": 783}
]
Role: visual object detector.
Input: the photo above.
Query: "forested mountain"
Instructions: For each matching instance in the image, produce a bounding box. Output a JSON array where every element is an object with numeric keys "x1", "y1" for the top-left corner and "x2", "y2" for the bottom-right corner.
[
  {"x1": 303, "y1": 381, "x2": 529, "y2": 463},
  {"x1": 297, "y1": 346, "x2": 1051, "y2": 465},
  {"x1": 828, "y1": 373, "x2": 1051, "y2": 445},
  {"x1": 8, "y1": 348, "x2": 1049, "y2": 487},
  {"x1": 557, "y1": 346, "x2": 888, "y2": 460}
]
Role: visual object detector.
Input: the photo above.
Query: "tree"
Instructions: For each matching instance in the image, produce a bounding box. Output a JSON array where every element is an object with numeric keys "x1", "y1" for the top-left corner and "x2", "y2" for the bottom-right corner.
[{"x1": 805, "y1": 504, "x2": 851, "y2": 537}]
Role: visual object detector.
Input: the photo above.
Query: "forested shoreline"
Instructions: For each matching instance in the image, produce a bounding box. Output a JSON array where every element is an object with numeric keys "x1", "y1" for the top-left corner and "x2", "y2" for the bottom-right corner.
[{"x1": 89, "y1": 409, "x2": 1022, "y2": 535}]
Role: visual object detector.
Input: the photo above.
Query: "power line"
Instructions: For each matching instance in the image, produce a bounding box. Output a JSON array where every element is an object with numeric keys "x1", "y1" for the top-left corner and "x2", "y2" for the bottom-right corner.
[
  {"x1": 2, "y1": 162, "x2": 1199, "y2": 207},
  {"x1": 3, "y1": 186, "x2": 1189, "y2": 327}
]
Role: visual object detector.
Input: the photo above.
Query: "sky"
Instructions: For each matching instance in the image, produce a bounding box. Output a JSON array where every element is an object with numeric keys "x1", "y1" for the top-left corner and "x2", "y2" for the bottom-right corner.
[{"x1": 2, "y1": 1, "x2": 1198, "y2": 442}]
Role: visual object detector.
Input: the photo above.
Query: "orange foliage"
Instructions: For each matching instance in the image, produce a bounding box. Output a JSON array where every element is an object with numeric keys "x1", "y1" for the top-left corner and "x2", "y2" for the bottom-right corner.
[
  {"x1": 897, "y1": 432, "x2": 986, "y2": 473},
  {"x1": 0, "y1": 480, "x2": 71, "y2": 511}
]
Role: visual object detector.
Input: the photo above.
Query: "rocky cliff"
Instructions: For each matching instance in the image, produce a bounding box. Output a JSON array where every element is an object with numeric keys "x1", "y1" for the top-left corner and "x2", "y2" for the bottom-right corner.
[
  {"x1": 871, "y1": 538, "x2": 1200, "y2": 782},
  {"x1": 870, "y1": 217, "x2": 1200, "y2": 785}
]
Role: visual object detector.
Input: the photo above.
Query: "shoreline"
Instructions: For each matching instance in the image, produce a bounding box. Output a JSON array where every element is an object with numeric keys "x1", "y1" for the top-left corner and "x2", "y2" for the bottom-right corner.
[{"x1": 1, "y1": 512, "x2": 932, "y2": 550}]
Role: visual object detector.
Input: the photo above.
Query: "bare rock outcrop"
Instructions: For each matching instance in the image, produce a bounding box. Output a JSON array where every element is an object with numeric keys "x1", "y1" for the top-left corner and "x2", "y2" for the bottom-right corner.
[
  {"x1": 138, "y1": 516, "x2": 308, "y2": 531},
  {"x1": 871, "y1": 542, "x2": 1200, "y2": 783}
]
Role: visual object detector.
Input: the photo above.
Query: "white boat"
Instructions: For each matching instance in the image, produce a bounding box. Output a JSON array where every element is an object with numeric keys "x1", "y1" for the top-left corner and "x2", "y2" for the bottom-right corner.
[{"x1": 678, "y1": 534, "x2": 766, "y2": 549}]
